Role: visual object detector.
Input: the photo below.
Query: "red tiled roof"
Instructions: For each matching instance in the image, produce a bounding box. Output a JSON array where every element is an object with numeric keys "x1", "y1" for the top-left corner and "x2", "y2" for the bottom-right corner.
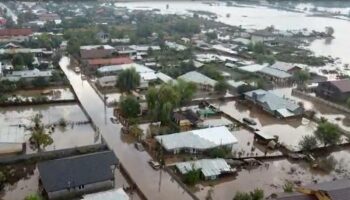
[
  {"x1": 87, "y1": 57, "x2": 133, "y2": 67},
  {"x1": 0, "y1": 28, "x2": 32, "y2": 37},
  {"x1": 329, "y1": 79, "x2": 350, "y2": 93}
]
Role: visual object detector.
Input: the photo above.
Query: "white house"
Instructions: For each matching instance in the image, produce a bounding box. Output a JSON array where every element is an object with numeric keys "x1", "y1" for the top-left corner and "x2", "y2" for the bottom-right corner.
[
  {"x1": 3, "y1": 68, "x2": 52, "y2": 82},
  {"x1": 155, "y1": 126, "x2": 238, "y2": 154},
  {"x1": 178, "y1": 71, "x2": 217, "y2": 91}
]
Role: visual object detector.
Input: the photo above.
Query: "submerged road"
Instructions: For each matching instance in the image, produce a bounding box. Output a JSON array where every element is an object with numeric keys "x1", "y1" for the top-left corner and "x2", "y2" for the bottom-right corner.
[{"x1": 59, "y1": 57, "x2": 193, "y2": 200}]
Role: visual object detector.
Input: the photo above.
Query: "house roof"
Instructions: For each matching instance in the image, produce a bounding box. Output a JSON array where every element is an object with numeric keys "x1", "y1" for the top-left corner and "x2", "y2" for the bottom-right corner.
[
  {"x1": 259, "y1": 67, "x2": 292, "y2": 79},
  {"x1": 87, "y1": 57, "x2": 133, "y2": 66},
  {"x1": 238, "y1": 63, "x2": 268, "y2": 73},
  {"x1": 0, "y1": 28, "x2": 32, "y2": 37},
  {"x1": 178, "y1": 71, "x2": 217, "y2": 87},
  {"x1": 175, "y1": 158, "x2": 232, "y2": 177},
  {"x1": 245, "y1": 89, "x2": 300, "y2": 112},
  {"x1": 80, "y1": 45, "x2": 115, "y2": 60},
  {"x1": 270, "y1": 61, "x2": 300, "y2": 72},
  {"x1": 97, "y1": 63, "x2": 157, "y2": 81},
  {"x1": 328, "y1": 79, "x2": 350, "y2": 93},
  {"x1": 38, "y1": 151, "x2": 118, "y2": 192},
  {"x1": 155, "y1": 126, "x2": 238, "y2": 151},
  {"x1": 156, "y1": 72, "x2": 174, "y2": 83},
  {"x1": 11, "y1": 68, "x2": 52, "y2": 78},
  {"x1": 82, "y1": 188, "x2": 129, "y2": 200}
]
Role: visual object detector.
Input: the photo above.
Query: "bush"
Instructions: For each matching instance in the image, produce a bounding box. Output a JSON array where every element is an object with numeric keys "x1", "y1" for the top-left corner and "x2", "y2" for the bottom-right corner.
[
  {"x1": 298, "y1": 135, "x2": 318, "y2": 152},
  {"x1": 183, "y1": 168, "x2": 201, "y2": 186},
  {"x1": 208, "y1": 147, "x2": 231, "y2": 158}
]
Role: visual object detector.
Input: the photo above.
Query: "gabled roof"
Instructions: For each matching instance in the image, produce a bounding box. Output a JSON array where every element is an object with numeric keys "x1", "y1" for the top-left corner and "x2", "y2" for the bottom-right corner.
[
  {"x1": 155, "y1": 126, "x2": 237, "y2": 151},
  {"x1": 270, "y1": 61, "x2": 300, "y2": 72},
  {"x1": 259, "y1": 67, "x2": 292, "y2": 79},
  {"x1": 0, "y1": 28, "x2": 32, "y2": 37},
  {"x1": 178, "y1": 71, "x2": 217, "y2": 87},
  {"x1": 38, "y1": 151, "x2": 118, "y2": 192},
  {"x1": 87, "y1": 56, "x2": 133, "y2": 66},
  {"x1": 328, "y1": 79, "x2": 350, "y2": 93},
  {"x1": 176, "y1": 158, "x2": 232, "y2": 177}
]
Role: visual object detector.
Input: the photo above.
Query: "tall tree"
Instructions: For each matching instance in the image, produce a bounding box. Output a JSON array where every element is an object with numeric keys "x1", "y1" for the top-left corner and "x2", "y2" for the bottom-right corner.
[
  {"x1": 116, "y1": 68, "x2": 140, "y2": 93},
  {"x1": 119, "y1": 95, "x2": 140, "y2": 118},
  {"x1": 214, "y1": 80, "x2": 229, "y2": 94},
  {"x1": 314, "y1": 122, "x2": 341, "y2": 146},
  {"x1": 30, "y1": 114, "x2": 53, "y2": 151},
  {"x1": 293, "y1": 69, "x2": 310, "y2": 89}
]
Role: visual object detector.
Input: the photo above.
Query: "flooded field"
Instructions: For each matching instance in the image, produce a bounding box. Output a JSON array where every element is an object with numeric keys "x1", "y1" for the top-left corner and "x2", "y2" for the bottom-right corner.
[
  {"x1": 0, "y1": 103, "x2": 99, "y2": 154},
  {"x1": 220, "y1": 100, "x2": 317, "y2": 150},
  {"x1": 195, "y1": 147, "x2": 350, "y2": 199},
  {"x1": 7, "y1": 87, "x2": 75, "y2": 101}
]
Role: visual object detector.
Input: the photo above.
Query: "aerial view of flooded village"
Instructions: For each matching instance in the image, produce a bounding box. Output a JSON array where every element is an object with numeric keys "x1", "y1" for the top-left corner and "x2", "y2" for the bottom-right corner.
[{"x1": 0, "y1": 0, "x2": 349, "y2": 200}]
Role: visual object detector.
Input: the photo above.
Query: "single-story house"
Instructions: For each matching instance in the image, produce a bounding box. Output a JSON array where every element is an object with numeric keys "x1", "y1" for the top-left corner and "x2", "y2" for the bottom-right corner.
[
  {"x1": 0, "y1": 28, "x2": 33, "y2": 42},
  {"x1": 238, "y1": 63, "x2": 268, "y2": 73},
  {"x1": 129, "y1": 45, "x2": 161, "y2": 52},
  {"x1": 155, "y1": 126, "x2": 238, "y2": 154},
  {"x1": 212, "y1": 44, "x2": 237, "y2": 55},
  {"x1": 96, "y1": 31, "x2": 110, "y2": 43},
  {"x1": 156, "y1": 72, "x2": 175, "y2": 83},
  {"x1": 198, "y1": 117, "x2": 234, "y2": 129},
  {"x1": 85, "y1": 56, "x2": 133, "y2": 69},
  {"x1": 165, "y1": 41, "x2": 187, "y2": 51},
  {"x1": 178, "y1": 71, "x2": 217, "y2": 91},
  {"x1": 0, "y1": 48, "x2": 51, "y2": 57},
  {"x1": 81, "y1": 188, "x2": 129, "y2": 200},
  {"x1": 38, "y1": 151, "x2": 118, "y2": 200},
  {"x1": 175, "y1": 158, "x2": 235, "y2": 180},
  {"x1": 0, "y1": 126, "x2": 26, "y2": 155},
  {"x1": 275, "y1": 178, "x2": 350, "y2": 200},
  {"x1": 244, "y1": 89, "x2": 303, "y2": 118},
  {"x1": 315, "y1": 79, "x2": 350, "y2": 102},
  {"x1": 2, "y1": 68, "x2": 52, "y2": 82},
  {"x1": 80, "y1": 45, "x2": 115, "y2": 60},
  {"x1": 258, "y1": 66, "x2": 292, "y2": 83},
  {"x1": 269, "y1": 61, "x2": 301, "y2": 75},
  {"x1": 97, "y1": 63, "x2": 157, "y2": 88},
  {"x1": 173, "y1": 110, "x2": 202, "y2": 131},
  {"x1": 250, "y1": 30, "x2": 276, "y2": 43}
]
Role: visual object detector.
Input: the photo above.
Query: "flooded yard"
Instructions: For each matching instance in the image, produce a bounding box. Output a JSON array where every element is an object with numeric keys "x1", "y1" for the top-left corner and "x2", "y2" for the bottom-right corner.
[
  {"x1": 220, "y1": 100, "x2": 317, "y2": 150},
  {"x1": 0, "y1": 103, "x2": 99, "y2": 154},
  {"x1": 195, "y1": 148, "x2": 350, "y2": 200},
  {"x1": 7, "y1": 86, "x2": 75, "y2": 101}
]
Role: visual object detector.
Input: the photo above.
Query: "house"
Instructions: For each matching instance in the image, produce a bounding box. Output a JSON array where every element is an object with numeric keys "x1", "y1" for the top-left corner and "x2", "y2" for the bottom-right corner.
[
  {"x1": 178, "y1": 71, "x2": 217, "y2": 91},
  {"x1": 274, "y1": 178, "x2": 350, "y2": 200},
  {"x1": 80, "y1": 45, "x2": 115, "y2": 60},
  {"x1": 165, "y1": 41, "x2": 187, "y2": 51},
  {"x1": 258, "y1": 66, "x2": 292, "y2": 83},
  {"x1": 96, "y1": 31, "x2": 110, "y2": 43},
  {"x1": 3, "y1": 68, "x2": 52, "y2": 82},
  {"x1": 175, "y1": 158, "x2": 235, "y2": 180},
  {"x1": 85, "y1": 56, "x2": 133, "y2": 69},
  {"x1": 97, "y1": 63, "x2": 157, "y2": 88},
  {"x1": 173, "y1": 110, "x2": 202, "y2": 131},
  {"x1": 269, "y1": 61, "x2": 301, "y2": 75},
  {"x1": 156, "y1": 72, "x2": 175, "y2": 83},
  {"x1": 315, "y1": 79, "x2": 350, "y2": 102},
  {"x1": 244, "y1": 89, "x2": 303, "y2": 118},
  {"x1": 0, "y1": 126, "x2": 26, "y2": 155},
  {"x1": 250, "y1": 30, "x2": 276, "y2": 43},
  {"x1": 38, "y1": 151, "x2": 118, "y2": 200},
  {"x1": 0, "y1": 28, "x2": 33, "y2": 42},
  {"x1": 81, "y1": 188, "x2": 129, "y2": 200},
  {"x1": 155, "y1": 126, "x2": 238, "y2": 154}
]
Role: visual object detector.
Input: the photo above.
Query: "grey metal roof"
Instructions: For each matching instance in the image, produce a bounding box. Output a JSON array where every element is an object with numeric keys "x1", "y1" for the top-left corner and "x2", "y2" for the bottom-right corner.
[
  {"x1": 175, "y1": 158, "x2": 231, "y2": 177},
  {"x1": 245, "y1": 89, "x2": 300, "y2": 112},
  {"x1": 270, "y1": 61, "x2": 299, "y2": 72},
  {"x1": 38, "y1": 151, "x2": 118, "y2": 192},
  {"x1": 259, "y1": 67, "x2": 292, "y2": 79},
  {"x1": 178, "y1": 71, "x2": 217, "y2": 87},
  {"x1": 155, "y1": 126, "x2": 237, "y2": 151}
]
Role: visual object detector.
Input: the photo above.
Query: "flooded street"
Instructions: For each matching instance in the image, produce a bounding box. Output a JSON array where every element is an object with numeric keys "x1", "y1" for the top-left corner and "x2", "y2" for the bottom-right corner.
[{"x1": 59, "y1": 57, "x2": 192, "y2": 200}]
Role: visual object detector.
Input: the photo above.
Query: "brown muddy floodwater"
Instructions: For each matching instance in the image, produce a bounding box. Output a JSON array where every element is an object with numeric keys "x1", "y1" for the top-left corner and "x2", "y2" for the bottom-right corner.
[
  {"x1": 8, "y1": 86, "x2": 75, "y2": 101},
  {"x1": 0, "y1": 103, "x2": 99, "y2": 153},
  {"x1": 195, "y1": 147, "x2": 350, "y2": 200}
]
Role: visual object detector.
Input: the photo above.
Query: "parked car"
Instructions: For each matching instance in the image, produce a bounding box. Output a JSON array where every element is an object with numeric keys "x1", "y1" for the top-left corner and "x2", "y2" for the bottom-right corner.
[
  {"x1": 134, "y1": 142, "x2": 144, "y2": 151},
  {"x1": 243, "y1": 117, "x2": 257, "y2": 125},
  {"x1": 148, "y1": 160, "x2": 161, "y2": 170}
]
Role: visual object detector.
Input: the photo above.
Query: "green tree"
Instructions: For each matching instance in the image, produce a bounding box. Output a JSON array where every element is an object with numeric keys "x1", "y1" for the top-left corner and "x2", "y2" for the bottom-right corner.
[
  {"x1": 346, "y1": 97, "x2": 350, "y2": 108},
  {"x1": 32, "y1": 77, "x2": 50, "y2": 88},
  {"x1": 206, "y1": 32, "x2": 217, "y2": 41},
  {"x1": 25, "y1": 194, "x2": 42, "y2": 200},
  {"x1": 299, "y1": 135, "x2": 318, "y2": 152},
  {"x1": 116, "y1": 68, "x2": 140, "y2": 93},
  {"x1": 129, "y1": 125, "x2": 143, "y2": 141},
  {"x1": 12, "y1": 54, "x2": 25, "y2": 70},
  {"x1": 119, "y1": 95, "x2": 140, "y2": 118},
  {"x1": 0, "y1": 171, "x2": 6, "y2": 190},
  {"x1": 294, "y1": 69, "x2": 310, "y2": 89},
  {"x1": 183, "y1": 167, "x2": 201, "y2": 186},
  {"x1": 22, "y1": 53, "x2": 34, "y2": 68},
  {"x1": 250, "y1": 189, "x2": 264, "y2": 200},
  {"x1": 233, "y1": 192, "x2": 252, "y2": 200},
  {"x1": 30, "y1": 114, "x2": 53, "y2": 151},
  {"x1": 283, "y1": 181, "x2": 294, "y2": 193},
  {"x1": 202, "y1": 65, "x2": 224, "y2": 81},
  {"x1": 214, "y1": 80, "x2": 229, "y2": 94},
  {"x1": 314, "y1": 122, "x2": 341, "y2": 146},
  {"x1": 173, "y1": 79, "x2": 197, "y2": 106}
]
